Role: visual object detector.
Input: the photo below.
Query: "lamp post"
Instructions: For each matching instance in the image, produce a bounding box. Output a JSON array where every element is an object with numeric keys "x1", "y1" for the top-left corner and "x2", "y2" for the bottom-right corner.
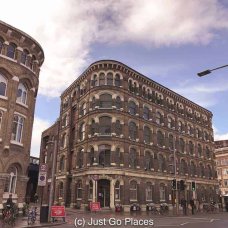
[
  {"x1": 197, "y1": 64, "x2": 228, "y2": 77},
  {"x1": 173, "y1": 137, "x2": 179, "y2": 215}
]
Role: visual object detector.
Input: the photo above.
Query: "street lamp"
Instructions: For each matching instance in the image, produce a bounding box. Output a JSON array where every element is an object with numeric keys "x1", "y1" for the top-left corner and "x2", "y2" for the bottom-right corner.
[{"x1": 197, "y1": 64, "x2": 228, "y2": 77}]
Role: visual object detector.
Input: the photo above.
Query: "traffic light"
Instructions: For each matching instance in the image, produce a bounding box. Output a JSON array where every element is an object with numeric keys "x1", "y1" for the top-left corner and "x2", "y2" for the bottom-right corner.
[
  {"x1": 180, "y1": 180, "x2": 185, "y2": 191},
  {"x1": 192, "y1": 181, "x2": 196, "y2": 191},
  {"x1": 172, "y1": 179, "x2": 176, "y2": 190}
]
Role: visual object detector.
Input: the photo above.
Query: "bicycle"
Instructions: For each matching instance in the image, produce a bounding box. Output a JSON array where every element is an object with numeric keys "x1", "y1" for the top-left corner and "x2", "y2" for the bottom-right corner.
[{"x1": 27, "y1": 207, "x2": 37, "y2": 225}]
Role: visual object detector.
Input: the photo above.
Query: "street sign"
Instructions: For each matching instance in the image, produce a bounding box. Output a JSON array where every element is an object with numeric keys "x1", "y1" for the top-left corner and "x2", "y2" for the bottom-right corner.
[
  {"x1": 40, "y1": 164, "x2": 47, "y2": 172},
  {"x1": 51, "y1": 206, "x2": 66, "y2": 217},
  {"x1": 38, "y1": 172, "x2": 47, "y2": 186},
  {"x1": 90, "y1": 202, "x2": 101, "y2": 211},
  {"x1": 92, "y1": 175, "x2": 99, "y2": 181}
]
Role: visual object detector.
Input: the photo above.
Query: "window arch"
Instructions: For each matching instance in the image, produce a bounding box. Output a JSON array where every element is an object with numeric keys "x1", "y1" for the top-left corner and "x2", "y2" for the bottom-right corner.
[
  {"x1": 100, "y1": 94, "x2": 112, "y2": 108},
  {"x1": 115, "y1": 181, "x2": 120, "y2": 200},
  {"x1": 130, "y1": 180, "x2": 137, "y2": 200},
  {"x1": 7, "y1": 42, "x2": 16, "y2": 59},
  {"x1": 129, "y1": 121, "x2": 137, "y2": 140},
  {"x1": 99, "y1": 116, "x2": 111, "y2": 135},
  {"x1": 129, "y1": 100, "x2": 137, "y2": 115},
  {"x1": 60, "y1": 156, "x2": 65, "y2": 171},
  {"x1": 157, "y1": 130, "x2": 164, "y2": 147},
  {"x1": 144, "y1": 126, "x2": 151, "y2": 143},
  {"x1": 0, "y1": 74, "x2": 7, "y2": 96},
  {"x1": 17, "y1": 83, "x2": 27, "y2": 104},
  {"x1": 115, "y1": 74, "x2": 121, "y2": 87},
  {"x1": 129, "y1": 148, "x2": 137, "y2": 168},
  {"x1": 79, "y1": 123, "x2": 85, "y2": 140},
  {"x1": 21, "y1": 49, "x2": 29, "y2": 65},
  {"x1": 98, "y1": 144, "x2": 111, "y2": 167},
  {"x1": 146, "y1": 183, "x2": 153, "y2": 201},
  {"x1": 99, "y1": 72, "x2": 105, "y2": 85},
  {"x1": 107, "y1": 72, "x2": 113, "y2": 85},
  {"x1": 11, "y1": 115, "x2": 24, "y2": 143},
  {"x1": 143, "y1": 106, "x2": 150, "y2": 120}
]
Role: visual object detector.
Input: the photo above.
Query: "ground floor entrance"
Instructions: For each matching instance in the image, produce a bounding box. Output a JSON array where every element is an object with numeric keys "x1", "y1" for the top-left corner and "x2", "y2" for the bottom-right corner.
[{"x1": 97, "y1": 179, "x2": 110, "y2": 208}]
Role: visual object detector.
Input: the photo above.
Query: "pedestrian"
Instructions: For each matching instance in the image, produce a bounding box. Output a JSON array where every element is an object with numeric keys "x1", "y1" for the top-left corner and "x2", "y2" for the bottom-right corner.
[
  {"x1": 181, "y1": 198, "x2": 187, "y2": 215},
  {"x1": 190, "y1": 198, "x2": 195, "y2": 215}
]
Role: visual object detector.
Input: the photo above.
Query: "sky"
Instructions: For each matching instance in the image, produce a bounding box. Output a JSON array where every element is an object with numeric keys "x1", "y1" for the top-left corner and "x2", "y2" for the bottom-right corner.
[{"x1": 1, "y1": 0, "x2": 228, "y2": 157}]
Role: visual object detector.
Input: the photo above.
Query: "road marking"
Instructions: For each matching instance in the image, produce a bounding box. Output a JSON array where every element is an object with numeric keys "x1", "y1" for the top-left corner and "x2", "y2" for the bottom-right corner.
[{"x1": 180, "y1": 222, "x2": 189, "y2": 226}]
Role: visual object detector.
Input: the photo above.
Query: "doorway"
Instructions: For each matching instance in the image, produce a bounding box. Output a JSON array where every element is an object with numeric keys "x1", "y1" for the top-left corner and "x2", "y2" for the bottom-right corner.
[{"x1": 97, "y1": 179, "x2": 110, "y2": 207}]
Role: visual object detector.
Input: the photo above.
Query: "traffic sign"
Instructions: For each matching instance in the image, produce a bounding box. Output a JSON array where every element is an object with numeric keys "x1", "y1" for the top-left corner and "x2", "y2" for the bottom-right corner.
[{"x1": 38, "y1": 172, "x2": 47, "y2": 186}]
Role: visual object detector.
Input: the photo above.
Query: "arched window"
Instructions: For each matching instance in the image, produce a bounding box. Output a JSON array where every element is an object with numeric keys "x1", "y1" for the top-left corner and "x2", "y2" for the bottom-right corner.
[
  {"x1": 0, "y1": 111, "x2": 3, "y2": 130},
  {"x1": 169, "y1": 134, "x2": 174, "y2": 150},
  {"x1": 146, "y1": 183, "x2": 153, "y2": 201},
  {"x1": 30, "y1": 55, "x2": 36, "y2": 70},
  {"x1": 129, "y1": 121, "x2": 137, "y2": 140},
  {"x1": 17, "y1": 83, "x2": 27, "y2": 104},
  {"x1": 179, "y1": 138, "x2": 185, "y2": 153},
  {"x1": 115, "y1": 120, "x2": 122, "y2": 136},
  {"x1": 158, "y1": 154, "x2": 165, "y2": 171},
  {"x1": 142, "y1": 87, "x2": 146, "y2": 97},
  {"x1": 115, "y1": 74, "x2": 121, "y2": 87},
  {"x1": 178, "y1": 121, "x2": 184, "y2": 132},
  {"x1": 100, "y1": 94, "x2": 112, "y2": 108},
  {"x1": 79, "y1": 123, "x2": 85, "y2": 140},
  {"x1": 0, "y1": 74, "x2": 7, "y2": 96},
  {"x1": 133, "y1": 82, "x2": 137, "y2": 93},
  {"x1": 159, "y1": 184, "x2": 166, "y2": 201},
  {"x1": 60, "y1": 156, "x2": 65, "y2": 171},
  {"x1": 90, "y1": 119, "x2": 96, "y2": 136},
  {"x1": 94, "y1": 74, "x2": 98, "y2": 86},
  {"x1": 143, "y1": 106, "x2": 149, "y2": 120},
  {"x1": 129, "y1": 148, "x2": 137, "y2": 168},
  {"x1": 21, "y1": 49, "x2": 29, "y2": 65},
  {"x1": 76, "y1": 180, "x2": 82, "y2": 199},
  {"x1": 208, "y1": 165, "x2": 212, "y2": 179},
  {"x1": 62, "y1": 115, "x2": 68, "y2": 128},
  {"x1": 205, "y1": 146, "x2": 210, "y2": 159},
  {"x1": 91, "y1": 97, "x2": 96, "y2": 109},
  {"x1": 189, "y1": 141, "x2": 194, "y2": 155},
  {"x1": 7, "y1": 42, "x2": 16, "y2": 59},
  {"x1": 144, "y1": 126, "x2": 151, "y2": 143},
  {"x1": 130, "y1": 180, "x2": 137, "y2": 200},
  {"x1": 167, "y1": 117, "x2": 172, "y2": 128},
  {"x1": 61, "y1": 133, "x2": 67, "y2": 148},
  {"x1": 59, "y1": 182, "x2": 64, "y2": 198},
  {"x1": 115, "y1": 181, "x2": 120, "y2": 200},
  {"x1": 11, "y1": 115, "x2": 24, "y2": 143},
  {"x1": 80, "y1": 102, "x2": 86, "y2": 116},
  {"x1": 115, "y1": 96, "x2": 121, "y2": 109},
  {"x1": 198, "y1": 144, "x2": 202, "y2": 157},
  {"x1": 90, "y1": 147, "x2": 94, "y2": 165},
  {"x1": 115, "y1": 147, "x2": 120, "y2": 165},
  {"x1": 107, "y1": 72, "x2": 113, "y2": 85},
  {"x1": 78, "y1": 149, "x2": 83, "y2": 168},
  {"x1": 4, "y1": 166, "x2": 17, "y2": 193},
  {"x1": 98, "y1": 145, "x2": 111, "y2": 166},
  {"x1": 129, "y1": 101, "x2": 137, "y2": 115},
  {"x1": 128, "y1": 80, "x2": 133, "y2": 91},
  {"x1": 190, "y1": 161, "x2": 196, "y2": 176},
  {"x1": 199, "y1": 163, "x2": 204, "y2": 177},
  {"x1": 0, "y1": 36, "x2": 4, "y2": 53},
  {"x1": 145, "y1": 151, "x2": 152, "y2": 170},
  {"x1": 156, "y1": 111, "x2": 163, "y2": 124},
  {"x1": 157, "y1": 130, "x2": 164, "y2": 147},
  {"x1": 99, "y1": 73, "x2": 105, "y2": 85},
  {"x1": 99, "y1": 116, "x2": 111, "y2": 135},
  {"x1": 180, "y1": 159, "x2": 188, "y2": 174},
  {"x1": 89, "y1": 181, "x2": 93, "y2": 199}
]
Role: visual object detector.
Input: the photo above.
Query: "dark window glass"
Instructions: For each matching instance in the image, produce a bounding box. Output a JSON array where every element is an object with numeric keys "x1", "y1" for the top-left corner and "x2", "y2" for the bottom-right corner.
[
  {"x1": 7, "y1": 43, "x2": 16, "y2": 59},
  {"x1": 100, "y1": 94, "x2": 112, "y2": 108},
  {"x1": 129, "y1": 101, "x2": 137, "y2": 115},
  {"x1": 99, "y1": 116, "x2": 111, "y2": 135},
  {"x1": 129, "y1": 122, "x2": 137, "y2": 140},
  {"x1": 107, "y1": 72, "x2": 113, "y2": 85},
  {"x1": 99, "y1": 73, "x2": 105, "y2": 85},
  {"x1": 129, "y1": 148, "x2": 137, "y2": 168},
  {"x1": 144, "y1": 126, "x2": 151, "y2": 143},
  {"x1": 115, "y1": 74, "x2": 121, "y2": 86},
  {"x1": 157, "y1": 131, "x2": 164, "y2": 147},
  {"x1": 143, "y1": 106, "x2": 149, "y2": 120}
]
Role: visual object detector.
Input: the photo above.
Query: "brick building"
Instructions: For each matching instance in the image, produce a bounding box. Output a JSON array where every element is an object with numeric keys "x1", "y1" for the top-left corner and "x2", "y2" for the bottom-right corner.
[
  {"x1": 215, "y1": 140, "x2": 228, "y2": 208},
  {"x1": 40, "y1": 60, "x2": 217, "y2": 211},
  {"x1": 0, "y1": 20, "x2": 44, "y2": 207}
]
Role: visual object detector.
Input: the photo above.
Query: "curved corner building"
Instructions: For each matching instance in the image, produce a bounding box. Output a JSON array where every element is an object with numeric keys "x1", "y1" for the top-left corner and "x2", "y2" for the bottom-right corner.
[
  {"x1": 0, "y1": 20, "x2": 44, "y2": 206},
  {"x1": 40, "y1": 60, "x2": 217, "y2": 212}
]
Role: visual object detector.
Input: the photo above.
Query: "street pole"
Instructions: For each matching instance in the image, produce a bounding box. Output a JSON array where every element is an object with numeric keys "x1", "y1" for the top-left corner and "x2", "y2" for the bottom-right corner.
[
  {"x1": 174, "y1": 137, "x2": 179, "y2": 215},
  {"x1": 48, "y1": 140, "x2": 57, "y2": 222}
]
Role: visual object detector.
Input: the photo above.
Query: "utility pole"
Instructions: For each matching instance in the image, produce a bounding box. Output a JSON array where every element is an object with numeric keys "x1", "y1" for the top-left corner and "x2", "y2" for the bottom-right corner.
[{"x1": 174, "y1": 136, "x2": 179, "y2": 215}]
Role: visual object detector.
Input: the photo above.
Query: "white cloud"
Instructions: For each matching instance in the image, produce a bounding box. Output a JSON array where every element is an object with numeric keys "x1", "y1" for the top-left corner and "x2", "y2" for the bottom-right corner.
[
  {"x1": 1, "y1": 0, "x2": 228, "y2": 97},
  {"x1": 213, "y1": 125, "x2": 228, "y2": 141},
  {"x1": 30, "y1": 117, "x2": 51, "y2": 157}
]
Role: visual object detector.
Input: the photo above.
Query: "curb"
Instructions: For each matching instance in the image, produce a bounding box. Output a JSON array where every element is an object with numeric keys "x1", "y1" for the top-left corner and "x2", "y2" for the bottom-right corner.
[{"x1": 20, "y1": 221, "x2": 67, "y2": 228}]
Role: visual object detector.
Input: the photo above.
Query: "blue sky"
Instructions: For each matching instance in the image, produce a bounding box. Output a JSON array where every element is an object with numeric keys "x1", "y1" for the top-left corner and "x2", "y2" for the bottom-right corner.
[{"x1": 1, "y1": 0, "x2": 228, "y2": 157}]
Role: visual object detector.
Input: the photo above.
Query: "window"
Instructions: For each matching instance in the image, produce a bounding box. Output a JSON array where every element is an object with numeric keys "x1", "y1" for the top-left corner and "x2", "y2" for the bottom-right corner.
[
  {"x1": 7, "y1": 42, "x2": 16, "y2": 59},
  {"x1": 116, "y1": 96, "x2": 121, "y2": 109},
  {"x1": 4, "y1": 166, "x2": 17, "y2": 193},
  {"x1": 91, "y1": 97, "x2": 96, "y2": 109},
  {"x1": 17, "y1": 83, "x2": 27, "y2": 104},
  {"x1": 159, "y1": 184, "x2": 166, "y2": 201},
  {"x1": 21, "y1": 49, "x2": 29, "y2": 65},
  {"x1": 129, "y1": 122, "x2": 137, "y2": 140},
  {"x1": 115, "y1": 74, "x2": 121, "y2": 86},
  {"x1": 30, "y1": 55, "x2": 36, "y2": 70},
  {"x1": 80, "y1": 103, "x2": 86, "y2": 115},
  {"x1": 129, "y1": 80, "x2": 133, "y2": 91},
  {"x1": 115, "y1": 181, "x2": 120, "y2": 200},
  {"x1": 158, "y1": 154, "x2": 165, "y2": 171},
  {"x1": 99, "y1": 116, "x2": 111, "y2": 135},
  {"x1": 178, "y1": 121, "x2": 184, "y2": 132},
  {"x1": 167, "y1": 117, "x2": 172, "y2": 128},
  {"x1": 157, "y1": 130, "x2": 164, "y2": 147},
  {"x1": 62, "y1": 115, "x2": 67, "y2": 128},
  {"x1": 61, "y1": 133, "x2": 67, "y2": 148},
  {"x1": 199, "y1": 163, "x2": 204, "y2": 177},
  {"x1": 189, "y1": 141, "x2": 194, "y2": 155},
  {"x1": 11, "y1": 115, "x2": 24, "y2": 143},
  {"x1": 99, "y1": 73, "x2": 105, "y2": 85},
  {"x1": 59, "y1": 182, "x2": 64, "y2": 198},
  {"x1": 146, "y1": 183, "x2": 153, "y2": 201},
  {"x1": 90, "y1": 147, "x2": 94, "y2": 165},
  {"x1": 78, "y1": 149, "x2": 83, "y2": 168},
  {"x1": 98, "y1": 145, "x2": 111, "y2": 166},
  {"x1": 0, "y1": 111, "x2": 3, "y2": 130},
  {"x1": 129, "y1": 101, "x2": 137, "y2": 115},
  {"x1": 89, "y1": 181, "x2": 93, "y2": 199},
  {"x1": 0, "y1": 74, "x2": 7, "y2": 96},
  {"x1": 90, "y1": 119, "x2": 96, "y2": 136},
  {"x1": 190, "y1": 161, "x2": 196, "y2": 176},
  {"x1": 115, "y1": 120, "x2": 122, "y2": 136},
  {"x1": 60, "y1": 156, "x2": 65, "y2": 171},
  {"x1": 130, "y1": 181, "x2": 137, "y2": 200},
  {"x1": 169, "y1": 134, "x2": 174, "y2": 150},
  {"x1": 198, "y1": 144, "x2": 202, "y2": 157},
  {"x1": 143, "y1": 106, "x2": 149, "y2": 120},
  {"x1": 129, "y1": 148, "x2": 137, "y2": 168},
  {"x1": 144, "y1": 126, "x2": 151, "y2": 143},
  {"x1": 115, "y1": 147, "x2": 120, "y2": 165},
  {"x1": 145, "y1": 151, "x2": 152, "y2": 170},
  {"x1": 179, "y1": 138, "x2": 185, "y2": 153},
  {"x1": 107, "y1": 72, "x2": 113, "y2": 85},
  {"x1": 224, "y1": 180, "x2": 228, "y2": 186},
  {"x1": 180, "y1": 159, "x2": 188, "y2": 174},
  {"x1": 156, "y1": 111, "x2": 163, "y2": 124},
  {"x1": 79, "y1": 123, "x2": 85, "y2": 140},
  {"x1": 94, "y1": 74, "x2": 98, "y2": 86},
  {"x1": 100, "y1": 94, "x2": 112, "y2": 108},
  {"x1": 205, "y1": 147, "x2": 210, "y2": 159},
  {"x1": 76, "y1": 181, "x2": 82, "y2": 199},
  {"x1": 0, "y1": 37, "x2": 4, "y2": 53},
  {"x1": 208, "y1": 165, "x2": 212, "y2": 179}
]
